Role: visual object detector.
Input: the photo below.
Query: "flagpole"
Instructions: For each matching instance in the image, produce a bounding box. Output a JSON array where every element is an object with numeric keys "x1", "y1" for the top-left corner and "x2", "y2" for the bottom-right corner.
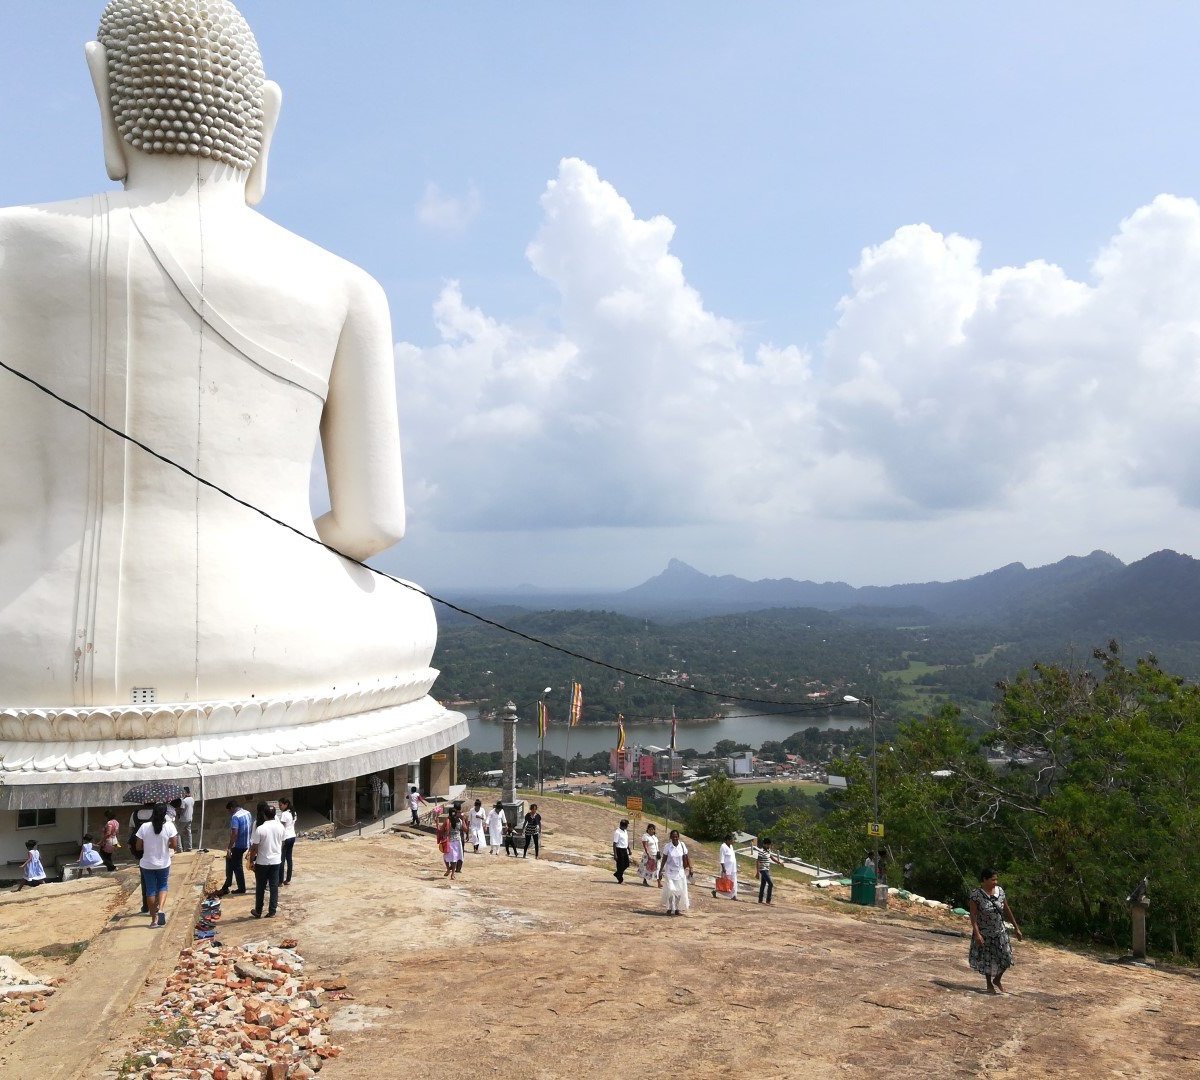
[{"x1": 562, "y1": 701, "x2": 573, "y2": 802}]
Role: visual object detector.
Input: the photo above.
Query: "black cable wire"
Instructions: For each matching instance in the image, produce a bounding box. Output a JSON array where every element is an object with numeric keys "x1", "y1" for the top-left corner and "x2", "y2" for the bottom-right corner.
[{"x1": 0, "y1": 357, "x2": 858, "y2": 713}]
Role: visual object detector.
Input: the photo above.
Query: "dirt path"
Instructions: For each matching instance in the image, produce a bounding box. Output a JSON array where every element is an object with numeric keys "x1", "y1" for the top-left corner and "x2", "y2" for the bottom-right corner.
[
  {"x1": 82, "y1": 795, "x2": 1195, "y2": 1080},
  {"x1": 0, "y1": 853, "x2": 211, "y2": 1080},
  {"x1": 5, "y1": 798, "x2": 1199, "y2": 1078}
]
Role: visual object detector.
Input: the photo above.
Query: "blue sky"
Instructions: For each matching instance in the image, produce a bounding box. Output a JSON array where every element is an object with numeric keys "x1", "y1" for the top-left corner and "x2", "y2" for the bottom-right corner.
[{"x1": 6, "y1": 3, "x2": 1200, "y2": 590}]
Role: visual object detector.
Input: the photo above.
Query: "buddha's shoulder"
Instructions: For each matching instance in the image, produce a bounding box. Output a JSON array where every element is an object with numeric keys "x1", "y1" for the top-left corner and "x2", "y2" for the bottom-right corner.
[
  {"x1": 246, "y1": 213, "x2": 386, "y2": 302},
  {"x1": 0, "y1": 196, "x2": 101, "y2": 249}
]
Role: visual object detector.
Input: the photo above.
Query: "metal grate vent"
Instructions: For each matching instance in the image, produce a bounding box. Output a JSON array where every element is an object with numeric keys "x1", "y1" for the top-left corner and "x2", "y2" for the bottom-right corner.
[{"x1": 131, "y1": 687, "x2": 157, "y2": 704}]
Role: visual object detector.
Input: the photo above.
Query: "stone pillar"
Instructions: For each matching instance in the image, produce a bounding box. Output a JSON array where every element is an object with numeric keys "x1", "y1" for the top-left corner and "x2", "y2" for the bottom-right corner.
[
  {"x1": 1131, "y1": 899, "x2": 1150, "y2": 960},
  {"x1": 332, "y1": 778, "x2": 356, "y2": 828},
  {"x1": 500, "y1": 700, "x2": 524, "y2": 827},
  {"x1": 427, "y1": 751, "x2": 453, "y2": 797}
]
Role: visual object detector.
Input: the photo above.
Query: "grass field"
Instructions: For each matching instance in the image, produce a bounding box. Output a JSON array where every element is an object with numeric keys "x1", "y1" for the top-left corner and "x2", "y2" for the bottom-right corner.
[{"x1": 735, "y1": 780, "x2": 829, "y2": 805}]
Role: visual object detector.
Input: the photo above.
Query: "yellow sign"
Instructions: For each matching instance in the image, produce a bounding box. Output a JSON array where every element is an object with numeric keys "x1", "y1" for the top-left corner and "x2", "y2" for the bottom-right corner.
[
  {"x1": 432, "y1": 753, "x2": 448, "y2": 761},
  {"x1": 866, "y1": 822, "x2": 885, "y2": 838},
  {"x1": 626, "y1": 796, "x2": 644, "y2": 813}
]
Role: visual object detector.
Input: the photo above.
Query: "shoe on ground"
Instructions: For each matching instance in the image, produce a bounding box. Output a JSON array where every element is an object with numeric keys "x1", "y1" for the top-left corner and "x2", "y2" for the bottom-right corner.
[
  {"x1": 250, "y1": 910, "x2": 262, "y2": 918},
  {"x1": 264, "y1": 911, "x2": 276, "y2": 918}
]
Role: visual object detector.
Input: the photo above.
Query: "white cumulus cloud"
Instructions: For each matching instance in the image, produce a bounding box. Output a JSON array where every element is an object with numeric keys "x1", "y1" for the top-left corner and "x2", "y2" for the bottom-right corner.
[{"x1": 393, "y1": 160, "x2": 1200, "y2": 546}]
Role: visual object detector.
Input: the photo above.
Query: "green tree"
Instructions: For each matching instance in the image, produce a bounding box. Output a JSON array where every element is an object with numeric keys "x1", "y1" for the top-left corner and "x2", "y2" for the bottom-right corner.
[{"x1": 685, "y1": 773, "x2": 744, "y2": 840}]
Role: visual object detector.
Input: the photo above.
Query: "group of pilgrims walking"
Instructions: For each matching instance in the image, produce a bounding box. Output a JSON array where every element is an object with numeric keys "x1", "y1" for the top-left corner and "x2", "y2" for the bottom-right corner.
[
  {"x1": 433, "y1": 796, "x2": 543, "y2": 879},
  {"x1": 419, "y1": 788, "x2": 1024, "y2": 991}
]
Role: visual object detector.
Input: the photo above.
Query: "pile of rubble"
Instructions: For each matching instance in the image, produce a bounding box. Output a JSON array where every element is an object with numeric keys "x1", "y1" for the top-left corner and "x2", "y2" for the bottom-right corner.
[
  {"x1": 0, "y1": 955, "x2": 59, "y2": 1036},
  {"x1": 122, "y1": 938, "x2": 344, "y2": 1079}
]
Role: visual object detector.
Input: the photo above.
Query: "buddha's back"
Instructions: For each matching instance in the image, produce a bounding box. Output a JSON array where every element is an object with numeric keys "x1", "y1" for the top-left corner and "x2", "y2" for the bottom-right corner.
[{"x1": 0, "y1": 193, "x2": 436, "y2": 708}]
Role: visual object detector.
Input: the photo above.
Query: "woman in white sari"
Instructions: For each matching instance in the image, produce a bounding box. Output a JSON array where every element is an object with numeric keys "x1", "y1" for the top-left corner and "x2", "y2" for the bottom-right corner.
[
  {"x1": 468, "y1": 799, "x2": 488, "y2": 853},
  {"x1": 712, "y1": 832, "x2": 739, "y2": 900},
  {"x1": 658, "y1": 829, "x2": 693, "y2": 916},
  {"x1": 638, "y1": 822, "x2": 660, "y2": 886}
]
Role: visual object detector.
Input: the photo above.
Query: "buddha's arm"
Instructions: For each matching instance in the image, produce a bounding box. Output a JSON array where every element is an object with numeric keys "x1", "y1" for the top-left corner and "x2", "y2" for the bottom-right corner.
[{"x1": 315, "y1": 271, "x2": 407, "y2": 561}]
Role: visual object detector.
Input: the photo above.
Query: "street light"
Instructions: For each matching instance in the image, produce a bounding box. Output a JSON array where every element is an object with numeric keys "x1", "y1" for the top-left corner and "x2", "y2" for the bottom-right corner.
[
  {"x1": 537, "y1": 687, "x2": 552, "y2": 795},
  {"x1": 844, "y1": 694, "x2": 879, "y2": 877}
]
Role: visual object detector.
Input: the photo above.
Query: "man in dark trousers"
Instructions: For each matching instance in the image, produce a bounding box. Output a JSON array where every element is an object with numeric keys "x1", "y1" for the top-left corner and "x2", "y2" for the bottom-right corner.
[{"x1": 220, "y1": 800, "x2": 253, "y2": 895}]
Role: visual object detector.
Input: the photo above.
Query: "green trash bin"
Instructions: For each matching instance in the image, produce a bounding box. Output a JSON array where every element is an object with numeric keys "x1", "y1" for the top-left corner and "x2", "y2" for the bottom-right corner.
[{"x1": 850, "y1": 863, "x2": 877, "y2": 905}]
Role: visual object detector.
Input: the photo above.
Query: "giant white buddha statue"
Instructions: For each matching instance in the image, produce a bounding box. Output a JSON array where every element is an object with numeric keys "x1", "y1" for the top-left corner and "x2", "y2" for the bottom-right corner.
[{"x1": 0, "y1": 0, "x2": 464, "y2": 804}]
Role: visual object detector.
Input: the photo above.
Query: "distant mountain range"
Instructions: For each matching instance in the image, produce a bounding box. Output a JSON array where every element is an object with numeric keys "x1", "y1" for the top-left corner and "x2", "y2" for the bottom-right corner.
[
  {"x1": 442, "y1": 549, "x2": 1200, "y2": 647},
  {"x1": 622, "y1": 550, "x2": 1200, "y2": 639}
]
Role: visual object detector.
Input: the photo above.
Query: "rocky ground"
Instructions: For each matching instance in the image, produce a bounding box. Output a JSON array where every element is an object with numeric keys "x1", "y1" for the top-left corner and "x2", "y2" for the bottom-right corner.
[{"x1": 3, "y1": 794, "x2": 1200, "y2": 1078}]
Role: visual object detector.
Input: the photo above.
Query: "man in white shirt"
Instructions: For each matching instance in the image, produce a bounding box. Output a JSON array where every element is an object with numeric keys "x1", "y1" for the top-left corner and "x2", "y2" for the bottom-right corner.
[
  {"x1": 612, "y1": 818, "x2": 631, "y2": 884},
  {"x1": 248, "y1": 805, "x2": 287, "y2": 918},
  {"x1": 179, "y1": 787, "x2": 195, "y2": 851},
  {"x1": 407, "y1": 785, "x2": 426, "y2": 826}
]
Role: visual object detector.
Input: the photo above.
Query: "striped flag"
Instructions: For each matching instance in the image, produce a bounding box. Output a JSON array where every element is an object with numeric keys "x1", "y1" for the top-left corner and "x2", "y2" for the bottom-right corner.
[
  {"x1": 569, "y1": 681, "x2": 583, "y2": 726},
  {"x1": 537, "y1": 700, "x2": 548, "y2": 739},
  {"x1": 616, "y1": 714, "x2": 626, "y2": 753}
]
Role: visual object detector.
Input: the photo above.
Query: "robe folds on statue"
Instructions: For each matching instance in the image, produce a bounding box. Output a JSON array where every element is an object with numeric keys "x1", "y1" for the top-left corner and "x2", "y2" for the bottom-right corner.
[
  {"x1": 1, "y1": 194, "x2": 436, "y2": 707},
  {"x1": 0, "y1": 194, "x2": 465, "y2": 807}
]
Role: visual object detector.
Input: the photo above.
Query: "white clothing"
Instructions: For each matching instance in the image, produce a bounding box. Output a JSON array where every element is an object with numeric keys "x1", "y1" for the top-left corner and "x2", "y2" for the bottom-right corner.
[
  {"x1": 486, "y1": 809, "x2": 506, "y2": 851},
  {"x1": 661, "y1": 840, "x2": 690, "y2": 911},
  {"x1": 24, "y1": 850, "x2": 46, "y2": 882},
  {"x1": 469, "y1": 808, "x2": 487, "y2": 847},
  {"x1": 129, "y1": 808, "x2": 153, "y2": 833},
  {"x1": 79, "y1": 842, "x2": 104, "y2": 868},
  {"x1": 251, "y1": 820, "x2": 286, "y2": 865},
  {"x1": 407, "y1": 790, "x2": 422, "y2": 811},
  {"x1": 613, "y1": 827, "x2": 629, "y2": 849},
  {"x1": 662, "y1": 840, "x2": 688, "y2": 877},
  {"x1": 136, "y1": 820, "x2": 178, "y2": 870},
  {"x1": 380, "y1": 781, "x2": 390, "y2": 798},
  {"x1": 180, "y1": 796, "x2": 195, "y2": 823},
  {"x1": 279, "y1": 809, "x2": 297, "y2": 840},
  {"x1": 717, "y1": 842, "x2": 738, "y2": 899},
  {"x1": 638, "y1": 831, "x2": 660, "y2": 883}
]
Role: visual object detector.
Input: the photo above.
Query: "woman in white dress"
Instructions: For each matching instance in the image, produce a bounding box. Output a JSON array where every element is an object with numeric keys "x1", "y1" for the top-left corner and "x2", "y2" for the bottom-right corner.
[
  {"x1": 657, "y1": 829, "x2": 693, "y2": 916},
  {"x1": 485, "y1": 802, "x2": 506, "y2": 855},
  {"x1": 638, "y1": 823, "x2": 660, "y2": 886},
  {"x1": 468, "y1": 799, "x2": 488, "y2": 853},
  {"x1": 712, "y1": 832, "x2": 739, "y2": 900}
]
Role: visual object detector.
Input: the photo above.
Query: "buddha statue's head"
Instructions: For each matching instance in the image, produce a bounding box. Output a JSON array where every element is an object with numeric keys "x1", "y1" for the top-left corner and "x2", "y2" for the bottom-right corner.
[{"x1": 88, "y1": 0, "x2": 282, "y2": 202}]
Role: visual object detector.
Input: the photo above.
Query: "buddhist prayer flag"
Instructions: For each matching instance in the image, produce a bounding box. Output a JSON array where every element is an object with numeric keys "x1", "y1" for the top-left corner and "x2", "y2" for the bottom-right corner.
[
  {"x1": 537, "y1": 700, "x2": 548, "y2": 740},
  {"x1": 616, "y1": 714, "x2": 626, "y2": 752},
  {"x1": 569, "y1": 681, "x2": 583, "y2": 726}
]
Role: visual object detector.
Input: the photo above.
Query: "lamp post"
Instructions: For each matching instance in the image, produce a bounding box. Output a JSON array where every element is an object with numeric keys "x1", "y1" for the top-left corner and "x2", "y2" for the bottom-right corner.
[
  {"x1": 844, "y1": 694, "x2": 879, "y2": 877},
  {"x1": 537, "y1": 686, "x2": 552, "y2": 796}
]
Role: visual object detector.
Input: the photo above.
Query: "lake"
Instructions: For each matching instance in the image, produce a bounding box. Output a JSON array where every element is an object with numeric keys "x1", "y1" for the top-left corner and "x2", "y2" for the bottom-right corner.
[{"x1": 459, "y1": 706, "x2": 867, "y2": 756}]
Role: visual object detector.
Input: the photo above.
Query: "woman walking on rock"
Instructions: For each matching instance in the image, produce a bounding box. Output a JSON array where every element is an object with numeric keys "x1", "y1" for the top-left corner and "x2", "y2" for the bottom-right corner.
[
  {"x1": 469, "y1": 799, "x2": 487, "y2": 853},
  {"x1": 278, "y1": 798, "x2": 297, "y2": 884},
  {"x1": 638, "y1": 822, "x2": 659, "y2": 887},
  {"x1": 969, "y1": 867, "x2": 1023, "y2": 993},
  {"x1": 522, "y1": 804, "x2": 542, "y2": 859},
  {"x1": 658, "y1": 829, "x2": 693, "y2": 916},
  {"x1": 135, "y1": 804, "x2": 179, "y2": 927}
]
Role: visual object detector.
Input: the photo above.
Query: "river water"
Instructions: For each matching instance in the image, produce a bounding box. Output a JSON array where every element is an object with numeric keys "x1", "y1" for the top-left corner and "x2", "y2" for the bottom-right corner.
[{"x1": 459, "y1": 707, "x2": 867, "y2": 756}]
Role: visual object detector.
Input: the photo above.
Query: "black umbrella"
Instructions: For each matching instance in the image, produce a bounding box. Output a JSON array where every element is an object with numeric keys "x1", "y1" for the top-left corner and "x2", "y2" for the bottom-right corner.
[{"x1": 120, "y1": 780, "x2": 190, "y2": 805}]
